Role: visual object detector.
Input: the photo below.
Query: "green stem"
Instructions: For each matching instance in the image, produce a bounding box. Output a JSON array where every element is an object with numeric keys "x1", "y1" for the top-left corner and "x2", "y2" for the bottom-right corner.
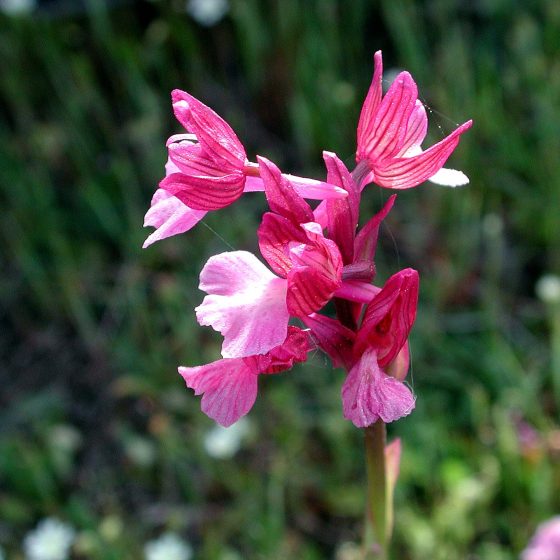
[{"x1": 363, "y1": 421, "x2": 387, "y2": 560}]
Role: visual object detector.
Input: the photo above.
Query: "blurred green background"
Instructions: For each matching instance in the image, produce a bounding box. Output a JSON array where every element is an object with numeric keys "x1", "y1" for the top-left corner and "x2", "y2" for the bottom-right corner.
[{"x1": 1, "y1": 0, "x2": 559, "y2": 558}]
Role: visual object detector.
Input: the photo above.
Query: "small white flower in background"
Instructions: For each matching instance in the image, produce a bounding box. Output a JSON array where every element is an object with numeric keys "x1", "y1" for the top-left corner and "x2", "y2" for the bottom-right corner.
[
  {"x1": 204, "y1": 417, "x2": 251, "y2": 459},
  {"x1": 23, "y1": 518, "x2": 76, "y2": 560},
  {"x1": 144, "y1": 533, "x2": 192, "y2": 560},
  {"x1": 521, "y1": 516, "x2": 560, "y2": 560},
  {"x1": 186, "y1": 0, "x2": 229, "y2": 27},
  {"x1": 536, "y1": 274, "x2": 560, "y2": 305},
  {"x1": 0, "y1": 0, "x2": 35, "y2": 15}
]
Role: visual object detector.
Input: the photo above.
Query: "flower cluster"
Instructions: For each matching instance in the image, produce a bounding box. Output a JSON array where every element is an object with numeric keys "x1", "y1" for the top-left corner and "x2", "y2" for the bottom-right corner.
[{"x1": 144, "y1": 51, "x2": 472, "y2": 428}]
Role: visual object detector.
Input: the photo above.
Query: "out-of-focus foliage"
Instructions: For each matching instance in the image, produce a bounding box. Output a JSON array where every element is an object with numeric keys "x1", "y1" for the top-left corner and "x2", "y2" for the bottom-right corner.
[{"x1": 1, "y1": 0, "x2": 559, "y2": 558}]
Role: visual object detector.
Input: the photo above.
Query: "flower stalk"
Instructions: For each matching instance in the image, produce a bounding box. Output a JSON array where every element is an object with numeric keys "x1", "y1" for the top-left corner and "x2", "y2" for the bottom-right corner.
[{"x1": 364, "y1": 421, "x2": 388, "y2": 559}]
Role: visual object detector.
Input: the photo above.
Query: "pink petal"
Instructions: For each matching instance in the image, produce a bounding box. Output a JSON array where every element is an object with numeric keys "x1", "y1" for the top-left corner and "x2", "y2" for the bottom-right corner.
[
  {"x1": 166, "y1": 133, "x2": 198, "y2": 147},
  {"x1": 284, "y1": 226, "x2": 343, "y2": 316},
  {"x1": 160, "y1": 171, "x2": 245, "y2": 211},
  {"x1": 179, "y1": 359, "x2": 258, "y2": 427},
  {"x1": 358, "y1": 71, "x2": 418, "y2": 162},
  {"x1": 312, "y1": 200, "x2": 328, "y2": 229},
  {"x1": 258, "y1": 212, "x2": 308, "y2": 277},
  {"x1": 171, "y1": 90, "x2": 246, "y2": 169},
  {"x1": 258, "y1": 325, "x2": 310, "y2": 373},
  {"x1": 334, "y1": 280, "x2": 379, "y2": 304},
  {"x1": 385, "y1": 342, "x2": 410, "y2": 382},
  {"x1": 323, "y1": 151, "x2": 361, "y2": 264},
  {"x1": 244, "y1": 173, "x2": 346, "y2": 201},
  {"x1": 373, "y1": 120, "x2": 473, "y2": 189},
  {"x1": 301, "y1": 313, "x2": 356, "y2": 370},
  {"x1": 292, "y1": 224, "x2": 343, "y2": 279},
  {"x1": 355, "y1": 268, "x2": 419, "y2": 367},
  {"x1": 243, "y1": 175, "x2": 265, "y2": 192},
  {"x1": 195, "y1": 251, "x2": 289, "y2": 358},
  {"x1": 396, "y1": 100, "x2": 428, "y2": 157},
  {"x1": 168, "y1": 142, "x2": 229, "y2": 176},
  {"x1": 353, "y1": 195, "x2": 396, "y2": 281},
  {"x1": 284, "y1": 174, "x2": 348, "y2": 200},
  {"x1": 286, "y1": 266, "x2": 339, "y2": 317},
  {"x1": 341, "y1": 348, "x2": 415, "y2": 427},
  {"x1": 143, "y1": 189, "x2": 207, "y2": 248},
  {"x1": 357, "y1": 51, "x2": 384, "y2": 161},
  {"x1": 256, "y1": 156, "x2": 314, "y2": 225}
]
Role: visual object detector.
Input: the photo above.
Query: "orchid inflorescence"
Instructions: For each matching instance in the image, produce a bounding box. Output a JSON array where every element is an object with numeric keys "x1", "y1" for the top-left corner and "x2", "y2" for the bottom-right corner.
[{"x1": 144, "y1": 51, "x2": 472, "y2": 430}]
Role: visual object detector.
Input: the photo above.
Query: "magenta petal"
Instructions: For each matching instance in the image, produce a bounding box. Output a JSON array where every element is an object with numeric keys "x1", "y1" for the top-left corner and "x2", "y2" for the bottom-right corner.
[
  {"x1": 312, "y1": 200, "x2": 328, "y2": 229},
  {"x1": 243, "y1": 175, "x2": 265, "y2": 192},
  {"x1": 160, "y1": 171, "x2": 245, "y2": 211},
  {"x1": 171, "y1": 89, "x2": 246, "y2": 169},
  {"x1": 397, "y1": 100, "x2": 428, "y2": 157},
  {"x1": 357, "y1": 51, "x2": 384, "y2": 161},
  {"x1": 356, "y1": 268, "x2": 419, "y2": 367},
  {"x1": 353, "y1": 195, "x2": 396, "y2": 280},
  {"x1": 245, "y1": 173, "x2": 346, "y2": 200},
  {"x1": 143, "y1": 189, "x2": 207, "y2": 248},
  {"x1": 256, "y1": 156, "x2": 314, "y2": 224},
  {"x1": 341, "y1": 348, "x2": 415, "y2": 427},
  {"x1": 374, "y1": 120, "x2": 473, "y2": 189},
  {"x1": 258, "y1": 325, "x2": 310, "y2": 373},
  {"x1": 386, "y1": 342, "x2": 410, "y2": 382},
  {"x1": 323, "y1": 151, "x2": 361, "y2": 264},
  {"x1": 168, "y1": 142, "x2": 227, "y2": 176},
  {"x1": 301, "y1": 313, "x2": 356, "y2": 370},
  {"x1": 258, "y1": 212, "x2": 308, "y2": 277},
  {"x1": 179, "y1": 359, "x2": 258, "y2": 427},
  {"x1": 196, "y1": 251, "x2": 289, "y2": 358},
  {"x1": 359, "y1": 71, "x2": 418, "y2": 161},
  {"x1": 284, "y1": 174, "x2": 348, "y2": 200},
  {"x1": 286, "y1": 266, "x2": 339, "y2": 317}
]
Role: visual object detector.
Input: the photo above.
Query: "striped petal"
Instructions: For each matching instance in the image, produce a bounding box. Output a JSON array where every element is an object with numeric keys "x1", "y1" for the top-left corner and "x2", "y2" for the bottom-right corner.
[
  {"x1": 373, "y1": 120, "x2": 473, "y2": 189},
  {"x1": 341, "y1": 347, "x2": 415, "y2": 428},
  {"x1": 160, "y1": 171, "x2": 245, "y2": 210}
]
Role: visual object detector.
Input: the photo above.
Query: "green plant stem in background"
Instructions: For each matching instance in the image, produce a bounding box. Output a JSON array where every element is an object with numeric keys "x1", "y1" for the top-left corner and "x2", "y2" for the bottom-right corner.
[{"x1": 364, "y1": 421, "x2": 387, "y2": 560}]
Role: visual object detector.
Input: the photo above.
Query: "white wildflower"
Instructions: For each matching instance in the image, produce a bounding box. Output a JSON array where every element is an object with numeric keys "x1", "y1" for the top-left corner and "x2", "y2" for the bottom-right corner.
[
  {"x1": 144, "y1": 533, "x2": 192, "y2": 560},
  {"x1": 536, "y1": 274, "x2": 560, "y2": 305},
  {"x1": 186, "y1": 0, "x2": 229, "y2": 27},
  {"x1": 23, "y1": 518, "x2": 75, "y2": 560},
  {"x1": 203, "y1": 417, "x2": 251, "y2": 459}
]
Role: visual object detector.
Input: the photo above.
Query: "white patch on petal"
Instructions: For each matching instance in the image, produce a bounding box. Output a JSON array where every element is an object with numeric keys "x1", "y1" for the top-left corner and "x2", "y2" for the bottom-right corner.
[{"x1": 428, "y1": 167, "x2": 469, "y2": 187}]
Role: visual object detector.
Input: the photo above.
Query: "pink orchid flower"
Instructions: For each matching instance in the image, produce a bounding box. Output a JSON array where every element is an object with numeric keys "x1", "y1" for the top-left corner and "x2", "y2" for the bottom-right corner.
[
  {"x1": 341, "y1": 268, "x2": 418, "y2": 428},
  {"x1": 195, "y1": 157, "x2": 345, "y2": 359},
  {"x1": 522, "y1": 517, "x2": 560, "y2": 560},
  {"x1": 304, "y1": 267, "x2": 418, "y2": 428},
  {"x1": 143, "y1": 140, "x2": 208, "y2": 248},
  {"x1": 159, "y1": 90, "x2": 346, "y2": 211},
  {"x1": 179, "y1": 326, "x2": 309, "y2": 427},
  {"x1": 355, "y1": 51, "x2": 472, "y2": 190}
]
